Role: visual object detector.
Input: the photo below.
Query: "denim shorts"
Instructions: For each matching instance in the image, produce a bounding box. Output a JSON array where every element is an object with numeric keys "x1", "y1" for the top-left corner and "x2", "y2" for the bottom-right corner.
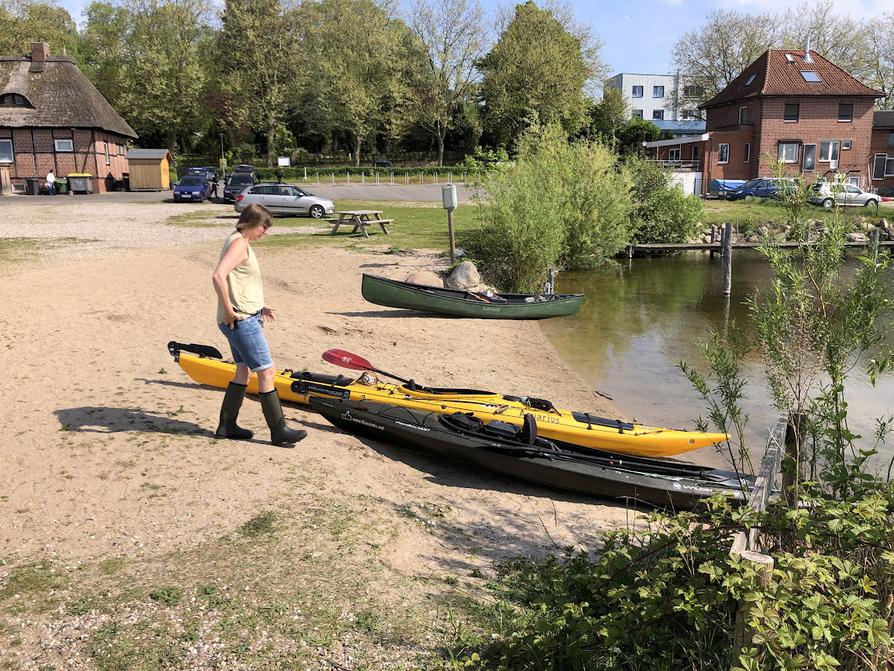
[{"x1": 218, "y1": 314, "x2": 273, "y2": 372}]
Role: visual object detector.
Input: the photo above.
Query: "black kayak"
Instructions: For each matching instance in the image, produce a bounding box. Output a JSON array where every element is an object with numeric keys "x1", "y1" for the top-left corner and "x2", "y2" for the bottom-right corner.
[{"x1": 310, "y1": 397, "x2": 751, "y2": 510}]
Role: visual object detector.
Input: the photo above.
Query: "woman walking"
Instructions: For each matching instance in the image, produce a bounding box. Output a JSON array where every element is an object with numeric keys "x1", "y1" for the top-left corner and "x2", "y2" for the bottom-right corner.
[{"x1": 211, "y1": 203, "x2": 306, "y2": 446}]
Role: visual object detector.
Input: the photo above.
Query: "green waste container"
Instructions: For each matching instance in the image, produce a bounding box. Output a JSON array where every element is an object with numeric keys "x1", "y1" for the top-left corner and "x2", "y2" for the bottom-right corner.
[{"x1": 54, "y1": 178, "x2": 68, "y2": 194}]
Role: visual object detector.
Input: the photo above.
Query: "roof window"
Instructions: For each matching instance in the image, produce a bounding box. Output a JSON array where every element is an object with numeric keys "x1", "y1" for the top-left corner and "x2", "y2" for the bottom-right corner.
[
  {"x1": 745, "y1": 74, "x2": 756, "y2": 86},
  {"x1": 800, "y1": 70, "x2": 822, "y2": 82},
  {"x1": 785, "y1": 54, "x2": 795, "y2": 62},
  {"x1": 0, "y1": 93, "x2": 33, "y2": 108}
]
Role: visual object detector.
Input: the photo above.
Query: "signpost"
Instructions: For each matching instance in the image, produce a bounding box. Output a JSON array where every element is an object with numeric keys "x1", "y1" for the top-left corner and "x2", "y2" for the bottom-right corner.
[{"x1": 442, "y1": 184, "x2": 457, "y2": 263}]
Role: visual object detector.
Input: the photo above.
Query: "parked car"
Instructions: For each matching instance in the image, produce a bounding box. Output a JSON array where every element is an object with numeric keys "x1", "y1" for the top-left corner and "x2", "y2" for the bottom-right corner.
[
  {"x1": 373, "y1": 159, "x2": 393, "y2": 168},
  {"x1": 725, "y1": 177, "x2": 795, "y2": 200},
  {"x1": 173, "y1": 175, "x2": 212, "y2": 202},
  {"x1": 234, "y1": 183, "x2": 334, "y2": 218},
  {"x1": 233, "y1": 164, "x2": 260, "y2": 179},
  {"x1": 223, "y1": 172, "x2": 257, "y2": 203},
  {"x1": 186, "y1": 166, "x2": 217, "y2": 181},
  {"x1": 808, "y1": 183, "x2": 880, "y2": 209}
]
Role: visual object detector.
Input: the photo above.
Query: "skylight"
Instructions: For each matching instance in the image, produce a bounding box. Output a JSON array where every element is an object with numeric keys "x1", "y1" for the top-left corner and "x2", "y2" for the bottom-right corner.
[
  {"x1": 745, "y1": 74, "x2": 757, "y2": 86},
  {"x1": 785, "y1": 54, "x2": 795, "y2": 62},
  {"x1": 801, "y1": 70, "x2": 822, "y2": 82}
]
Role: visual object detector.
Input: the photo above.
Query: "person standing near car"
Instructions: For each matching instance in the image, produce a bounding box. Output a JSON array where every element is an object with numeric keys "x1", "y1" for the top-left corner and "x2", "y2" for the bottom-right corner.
[
  {"x1": 211, "y1": 203, "x2": 306, "y2": 447},
  {"x1": 211, "y1": 174, "x2": 219, "y2": 200}
]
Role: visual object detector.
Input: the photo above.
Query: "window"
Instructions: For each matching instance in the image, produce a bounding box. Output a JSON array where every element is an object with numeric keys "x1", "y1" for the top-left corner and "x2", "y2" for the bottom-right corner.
[
  {"x1": 778, "y1": 142, "x2": 799, "y2": 163},
  {"x1": 718, "y1": 143, "x2": 729, "y2": 164},
  {"x1": 653, "y1": 85, "x2": 664, "y2": 98},
  {"x1": 801, "y1": 70, "x2": 822, "y2": 82},
  {"x1": 631, "y1": 109, "x2": 643, "y2": 119},
  {"x1": 54, "y1": 138, "x2": 73, "y2": 152},
  {"x1": 0, "y1": 93, "x2": 31, "y2": 107},
  {"x1": 803, "y1": 144, "x2": 817, "y2": 171},
  {"x1": 819, "y1": 140, "x2": 840, "y2": 163},
  {"x1": 785, "y1": 53, "x2": 796, "y2": 62},
  {"x1": 652, "y1": 109, "x2": 665, "y2": 120},
  {"x1": 873, "y1": 154, "x2": 894, "y2": 179},
  {"x1": 632, "y1": 85, "x2": 643, "y2": 98},
  {"x1": 668, "y1": 148, "x2": 680, "y2": 161},
  {"x1": 745, "y1": 74, "x2": 757, "y2": 87},
  {"x1": 847, "y1": 178, "x2": 861, "y2": 188},
  {"x1": 784, "y1": 103, "x2": 799, "y2": 122},
  {"x1": 744, "y1": 143, "x2": 751, "y2": 163},
  {"x1": 683, "y1": 85, "x2": 703, "y2": 97},
  {"x1": 838, "y1": 103, "x2": 853, "y2": 122},
  {"x1": 738, "y1": 106, "x2": 747, "y2": 124},
  {"x1": 841, "y1": 140, "x2": 852, "y2": 150},
  {"x1": 104, "y1": 142, "x2": 110, "y2": 165},
  {"x1": 889, "y1": 132, "x2": 894, "y2": 146},
  {"x1": 691, "y1": 145, "x2": 699, "y2": 161},
  {"x1": 0, "y1": 138, "x2": 12, "y2": 163}
]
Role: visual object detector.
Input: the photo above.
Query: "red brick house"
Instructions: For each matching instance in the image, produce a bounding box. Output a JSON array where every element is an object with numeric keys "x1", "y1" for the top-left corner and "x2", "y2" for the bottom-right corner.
[
  {"x1": 0, "y1": 42, "x2": 136, "y2": 195},
  {"x1": 870, "y1": 111, "x2": 894, "y2": 195},
  {"x1": 646, "y1": 49, "x2": 885, "y2": 193}
]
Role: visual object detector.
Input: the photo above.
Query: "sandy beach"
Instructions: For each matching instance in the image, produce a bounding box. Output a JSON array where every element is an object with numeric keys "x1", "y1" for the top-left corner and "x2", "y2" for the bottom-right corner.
[{"x1": 0, "y1": 196, "x2": 631, "y2": 669}]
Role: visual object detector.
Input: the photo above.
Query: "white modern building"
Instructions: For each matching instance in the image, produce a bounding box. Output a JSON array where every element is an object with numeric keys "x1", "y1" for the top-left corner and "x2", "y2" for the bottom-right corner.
[{"x1": 604, "y1": 73, "x2": 703, "y2": 121}]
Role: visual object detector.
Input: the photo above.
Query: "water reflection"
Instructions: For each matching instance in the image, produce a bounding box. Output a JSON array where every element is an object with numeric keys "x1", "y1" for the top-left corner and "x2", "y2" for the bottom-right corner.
[{"x1": 542, "y1": 251, "x2": 894, "y2": 469}]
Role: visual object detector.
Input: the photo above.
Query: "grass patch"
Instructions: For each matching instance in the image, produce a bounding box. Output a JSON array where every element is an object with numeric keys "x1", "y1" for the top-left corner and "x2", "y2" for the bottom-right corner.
[
  {"x1": 165, "y1": 210, "x2": 230, "y2": 228},
  {"x1": 0, "y1": 237, "x2": 92, "y2": 262},
  {"x1": 238, "y1": 511, "x2": 277, "y2": 537},
  {"x1": 147, "y1": 586, "x2": 182, "y2": 606},
  {"x1": 259, "y1": 199, "x2": 486, "y2": 252},
  {"x1": 0, "y1": 561, "x2": 65, "y2": 602},
  {"x1": 702, "y1": 198, "x2": 888, "y2": 227}
]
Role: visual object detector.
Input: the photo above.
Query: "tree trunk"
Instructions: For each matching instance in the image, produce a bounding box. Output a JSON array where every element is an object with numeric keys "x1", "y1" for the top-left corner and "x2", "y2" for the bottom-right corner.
[
  {"x1": 437, "y1": 122, "x2": 446, "y2": 167},
  {"x1": 353, "y1": 133, "x2": 362, "y2": 168},
  {"x1": 166, "y1": 128, "x2": 177, "y2": 153},
  {"x1": 266, "y1": 115, "x2": 276, "y2": 168}
]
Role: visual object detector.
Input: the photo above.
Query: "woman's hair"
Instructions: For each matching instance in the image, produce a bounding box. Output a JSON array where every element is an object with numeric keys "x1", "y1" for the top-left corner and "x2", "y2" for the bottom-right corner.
[{"x1": 236, "y1": 204, "x2": 273, "y2": 231}]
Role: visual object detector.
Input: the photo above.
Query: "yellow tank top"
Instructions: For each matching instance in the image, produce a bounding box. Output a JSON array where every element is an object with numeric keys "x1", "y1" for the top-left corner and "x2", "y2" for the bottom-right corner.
[{"x1": 216, "y1": 231, "x2": 265, "y2": 324}]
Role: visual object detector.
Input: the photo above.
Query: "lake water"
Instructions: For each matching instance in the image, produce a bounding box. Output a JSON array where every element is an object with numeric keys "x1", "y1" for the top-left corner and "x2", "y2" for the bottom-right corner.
[{"x1": 541, "y1": 251, "x2": 894, "y2": 470}]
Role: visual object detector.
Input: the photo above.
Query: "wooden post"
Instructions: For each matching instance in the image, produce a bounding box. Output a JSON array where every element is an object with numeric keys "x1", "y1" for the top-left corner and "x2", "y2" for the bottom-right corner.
[
  {"x1": 722, "y1": 221, "x2": 733, "y2": 296},
  {"x1": 627, "y1": 244, "x2": 634, "y2": 259},
  {"x1": 447, "y1": 209, "x2": 456, "y2": 263},
  {"x1": 710, "y1": 224, "x2": 718, "y2": 258},
  {"x1": 731, "y1": 550, "x2": 775, "y2": 660}
]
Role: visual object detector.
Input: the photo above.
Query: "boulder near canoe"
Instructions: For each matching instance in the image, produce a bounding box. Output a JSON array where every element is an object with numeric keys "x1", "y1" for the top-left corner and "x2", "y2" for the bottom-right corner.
[
  {"x1": 311, "y1": 397, "x2": 751, "y2": 509},
  {"x1": 360, "y1": 274, "x2": 583, "y2": 319},
  {"x1": 168, "y1": 341, "x2": 728, "y2": 458}
]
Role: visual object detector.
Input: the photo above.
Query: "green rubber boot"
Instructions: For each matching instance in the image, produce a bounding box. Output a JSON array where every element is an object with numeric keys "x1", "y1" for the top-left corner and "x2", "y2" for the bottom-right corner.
[
  {"x1": 259, "y1": 390, "x2": 307, "y2": 446},
  {"x1": 215, "y1": 382, "x2": 254, "y2": 440}
]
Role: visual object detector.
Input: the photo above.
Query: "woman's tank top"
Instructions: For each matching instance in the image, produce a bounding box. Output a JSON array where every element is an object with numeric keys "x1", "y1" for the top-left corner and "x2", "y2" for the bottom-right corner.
[{"x1": 216, "y1": 231, "x2": 264, "y2": 324}]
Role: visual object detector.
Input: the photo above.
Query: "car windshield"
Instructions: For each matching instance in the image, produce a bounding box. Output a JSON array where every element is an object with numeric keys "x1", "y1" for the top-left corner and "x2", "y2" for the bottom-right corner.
[
  {"x1": 180, "y1": 176, "x2": 204, "y2": 185},
  {"x1": 229, "y1": 175, "x2": 254, "y2": 185},
  {"x1": 740, "y1": 179, "x2": 762, "y2": 189}
]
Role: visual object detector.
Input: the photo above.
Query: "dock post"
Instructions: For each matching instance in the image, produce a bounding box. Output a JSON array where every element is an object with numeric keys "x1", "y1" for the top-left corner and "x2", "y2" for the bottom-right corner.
[
  {"x1": 722, "y1": 222, "x2": 733, "y2": 296},
  {"x1": 627, "y1": 244, "x2": 634, "y2": 259},
  {"x1": 710, "y1": 224, "x2": 718, "y2": 258}
]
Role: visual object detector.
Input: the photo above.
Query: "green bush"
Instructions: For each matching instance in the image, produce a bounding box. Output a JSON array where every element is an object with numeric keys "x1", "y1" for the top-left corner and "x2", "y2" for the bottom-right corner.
[
  {"x1": 626, "y1": 156, "x2": 703, "y2": 244},
  {"x1": 465, "y1": 125, "x2": 632, "y2": 292}
]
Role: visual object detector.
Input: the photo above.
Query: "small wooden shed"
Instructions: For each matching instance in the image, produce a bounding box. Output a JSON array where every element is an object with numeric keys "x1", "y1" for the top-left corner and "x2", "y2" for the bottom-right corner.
[{"x1": 126, "y1": 148, "x2": 173, "y2": 191}]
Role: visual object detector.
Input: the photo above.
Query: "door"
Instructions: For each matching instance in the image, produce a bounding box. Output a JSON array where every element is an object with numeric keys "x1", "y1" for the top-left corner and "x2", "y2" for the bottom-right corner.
[
  {"x1": 289, "y1": 187, "x2": 313, "y2": 215},
  {"x1": 820, "y1": 141, "x2": 841, "y2": 170},
  {"x1": 843, "y1": 184, "x2": 861, "y2": 206},
  {"x1": 803, "y1": 144, "x2": 816, "y2": 172}
]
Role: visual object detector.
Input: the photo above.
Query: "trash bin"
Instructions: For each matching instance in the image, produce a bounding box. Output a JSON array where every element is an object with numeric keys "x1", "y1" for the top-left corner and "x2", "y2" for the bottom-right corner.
[
  {"x1": 67, "y1": 175, "x2": 93, "y2": 194},
  {"x1": 54, "y1": 178, "x2": 69, "y2": 195},
  {"x1": 25, "y1": 177, "x2": 41, "y2": 195}
]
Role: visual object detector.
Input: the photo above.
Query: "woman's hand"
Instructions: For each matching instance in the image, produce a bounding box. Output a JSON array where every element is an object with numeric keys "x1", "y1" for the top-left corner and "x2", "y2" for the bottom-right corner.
[{"x1": 260, "y1": 307, "x2": 276, "y2": 323}]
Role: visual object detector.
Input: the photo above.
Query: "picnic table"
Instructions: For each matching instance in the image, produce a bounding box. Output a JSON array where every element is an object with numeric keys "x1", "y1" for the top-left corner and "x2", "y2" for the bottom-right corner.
[{"x1": 326, "y1": 210, "x2": 393, "y2": 238}]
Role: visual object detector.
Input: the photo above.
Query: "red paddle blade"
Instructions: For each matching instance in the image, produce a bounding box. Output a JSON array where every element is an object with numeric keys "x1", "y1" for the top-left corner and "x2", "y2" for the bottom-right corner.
[{"x1": 322, "y1": 349, "x2": 374, "y2": 372}]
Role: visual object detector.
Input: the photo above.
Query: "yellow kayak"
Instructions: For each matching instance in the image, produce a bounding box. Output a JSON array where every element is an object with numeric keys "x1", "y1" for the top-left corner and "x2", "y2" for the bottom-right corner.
[{"x1": 168, "y1": 342, "x2": 727, "y2": 458}]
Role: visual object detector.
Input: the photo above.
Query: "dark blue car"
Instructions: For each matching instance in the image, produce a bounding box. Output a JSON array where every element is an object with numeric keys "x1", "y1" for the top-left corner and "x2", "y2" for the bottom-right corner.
[
  {"x1": 173, "y1": 175, "x2": 211, "y2": 202},
  {"x1": 725, "y1": 178, "x2": 794, "y2": 200}
]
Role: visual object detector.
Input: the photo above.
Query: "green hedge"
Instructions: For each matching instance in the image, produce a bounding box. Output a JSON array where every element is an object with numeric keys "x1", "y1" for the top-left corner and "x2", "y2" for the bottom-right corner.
[{"x1": 255, "y1": 166, "x2": 483, "y2": 181}]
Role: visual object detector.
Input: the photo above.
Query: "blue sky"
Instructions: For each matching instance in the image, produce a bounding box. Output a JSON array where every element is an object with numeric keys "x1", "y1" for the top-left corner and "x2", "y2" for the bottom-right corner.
[{"x1": 57, "y1": 0, "x2": 889, "y2": 76}]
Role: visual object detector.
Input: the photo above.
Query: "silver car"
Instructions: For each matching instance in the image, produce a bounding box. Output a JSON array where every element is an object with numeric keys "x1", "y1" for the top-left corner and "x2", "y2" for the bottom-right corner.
[
  {"x1": 234, "y1": 182, "x2": 335, "y2": 218},
  {"x1": 809, "y1": 183, "x2": 880, "y2": 209}
]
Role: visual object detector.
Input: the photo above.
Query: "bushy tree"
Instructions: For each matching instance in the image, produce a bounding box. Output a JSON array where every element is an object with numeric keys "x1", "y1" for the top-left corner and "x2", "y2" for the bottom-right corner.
[
  {"x1": 477, "y1": 1, "x2": 596, "y2": 147},
  {"x1": 626, "y1": 156, "x2": 703, "y2": 244},
  {"x1": 587, "y1": 87, "x2": 627, "y2": 145},
  {"x1": 0, "y1": 0, "x2": 80, "y2": 59},
  {"x1": 616, "y1": 117, "x2": 660, "y2": 154}
]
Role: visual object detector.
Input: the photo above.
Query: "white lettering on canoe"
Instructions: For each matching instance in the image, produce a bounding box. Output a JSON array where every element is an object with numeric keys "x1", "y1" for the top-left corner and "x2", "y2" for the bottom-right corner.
[{"x1": 341, "y1": 411, "x2": 384, "y2": 430}]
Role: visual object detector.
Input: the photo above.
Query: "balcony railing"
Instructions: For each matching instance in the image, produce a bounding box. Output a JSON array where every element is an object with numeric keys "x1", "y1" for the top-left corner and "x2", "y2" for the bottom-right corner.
[{"x1": 652, "y1": 159, "x2": 701, "y2": 171}]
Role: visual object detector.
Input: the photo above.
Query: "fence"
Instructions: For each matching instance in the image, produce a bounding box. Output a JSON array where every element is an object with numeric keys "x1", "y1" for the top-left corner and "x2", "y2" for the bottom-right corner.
[{"x1": 257, "y1": 168, "x2": 483, "y2": 185}]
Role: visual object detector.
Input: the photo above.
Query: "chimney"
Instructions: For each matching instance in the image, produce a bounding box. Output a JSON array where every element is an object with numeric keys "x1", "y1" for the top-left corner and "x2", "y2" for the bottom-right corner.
[
  {"x1": 804, "y1": 35, "x2": 813, "y2": 63},
  {"x1": 30, "y1": 42, "x2": 49, "y2": 72}
]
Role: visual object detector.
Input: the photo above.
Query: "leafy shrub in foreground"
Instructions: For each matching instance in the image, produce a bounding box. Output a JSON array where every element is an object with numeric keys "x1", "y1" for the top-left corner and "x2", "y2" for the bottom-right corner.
[{"x1": 626, "y1": 155, "x2": 703, "y2": 244}]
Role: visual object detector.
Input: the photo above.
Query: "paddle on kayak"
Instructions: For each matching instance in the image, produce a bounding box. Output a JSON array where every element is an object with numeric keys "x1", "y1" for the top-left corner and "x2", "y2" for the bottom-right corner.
[{"x1": 322, "y1": 349, "x2": 413, "y2": 385}]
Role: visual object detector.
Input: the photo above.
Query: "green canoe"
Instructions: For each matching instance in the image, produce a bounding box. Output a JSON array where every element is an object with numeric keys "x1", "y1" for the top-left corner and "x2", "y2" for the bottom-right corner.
[{"x1": 361, "y1": 274, "x2": 583, "y2": 319}]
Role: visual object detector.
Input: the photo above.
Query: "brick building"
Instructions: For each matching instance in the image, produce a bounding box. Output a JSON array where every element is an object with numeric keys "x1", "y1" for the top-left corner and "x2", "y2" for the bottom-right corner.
[
  {"x1": 870, "y1": 111, "x2": 894, "y2": 195},
  {"x1": 646, "y1": 49, "x2": 885, "y2": 193},
  {"x1": 0, "y1": 42, "x2": 136, "y2": 194}
]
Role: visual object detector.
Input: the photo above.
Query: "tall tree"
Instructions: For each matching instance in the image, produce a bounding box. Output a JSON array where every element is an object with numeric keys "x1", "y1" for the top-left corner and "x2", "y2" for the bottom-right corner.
[
  {"x1": 587, "y1": 87, "x2": 627, "y2": 144},
  {"x1": 81, "y1": 0, "x2": 211, "y2": 151},
  {"x1": 409, "y1": 0, "x2": 486, "y2": 166},
  {"x1": 672, "y1": 9, "x2": 777, "y2": 105},
  {"x1": 476, "y1": 1, "x2": 597, "y2": 147},
  {"x1": 0, "y1": 0, "x2": 80, "y2": 58},
  {"x1": 298, "y1": 0, "x2": 414, "y2": 167},
  {"x1": 215, "y1": 0, "x2": 297, "y2": 166},
  {"x1": 864, "y1": 12, "x2": 894, "y2": 110}
]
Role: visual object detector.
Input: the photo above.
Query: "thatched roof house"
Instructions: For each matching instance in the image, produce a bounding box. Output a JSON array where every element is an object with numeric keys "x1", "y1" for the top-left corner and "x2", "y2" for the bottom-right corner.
[{"x1": 0, "y1": 42, "x2": 137, "y2": 194}]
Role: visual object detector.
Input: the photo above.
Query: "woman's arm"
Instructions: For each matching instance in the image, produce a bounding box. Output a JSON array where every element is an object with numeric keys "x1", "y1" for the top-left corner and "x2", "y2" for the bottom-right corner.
[{"x1": 212, "y1": 236, "x2": 248, "y2": 329}]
